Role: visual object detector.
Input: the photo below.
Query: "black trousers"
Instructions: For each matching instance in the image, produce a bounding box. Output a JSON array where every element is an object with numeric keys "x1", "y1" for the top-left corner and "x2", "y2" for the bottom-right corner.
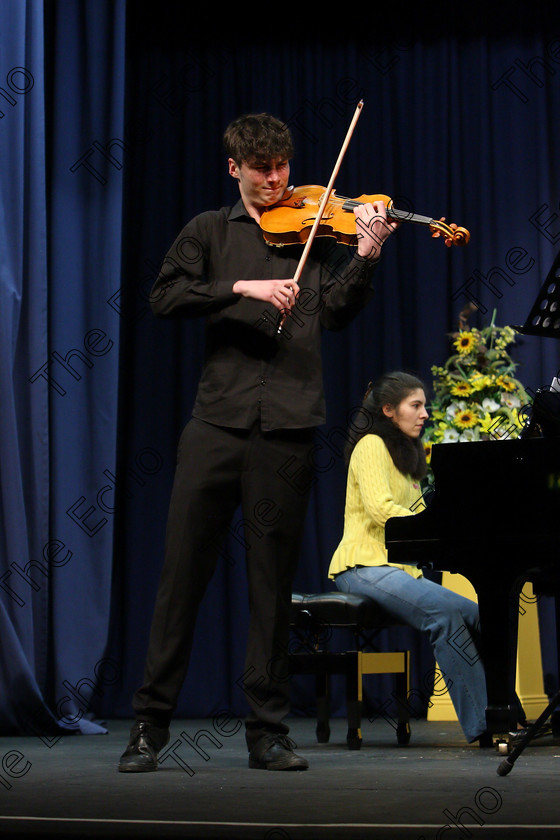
[{"x1": 132, "y1": 417, "x2": 315, "y2": 749}]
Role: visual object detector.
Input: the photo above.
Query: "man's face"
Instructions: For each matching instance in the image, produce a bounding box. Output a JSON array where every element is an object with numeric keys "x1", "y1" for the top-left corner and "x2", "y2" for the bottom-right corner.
[{"x1": 228, "y1": 157, "x2": 290, "y2": 214}]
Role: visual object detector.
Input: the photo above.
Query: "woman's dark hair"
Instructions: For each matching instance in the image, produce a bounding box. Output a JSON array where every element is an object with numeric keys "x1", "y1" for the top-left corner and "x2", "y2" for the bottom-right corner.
[
  {"x1": 345, "y1": 371, "x2": 427, "y2": 480},
  {"x1": 223, "y1": 113, "x2": 294, "y2": 166}
]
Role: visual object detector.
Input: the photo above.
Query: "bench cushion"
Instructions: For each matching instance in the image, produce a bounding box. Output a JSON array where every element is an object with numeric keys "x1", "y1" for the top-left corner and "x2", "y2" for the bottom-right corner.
[{"x1": 291, "y1": 591, "x2": 404, "y2": 629}]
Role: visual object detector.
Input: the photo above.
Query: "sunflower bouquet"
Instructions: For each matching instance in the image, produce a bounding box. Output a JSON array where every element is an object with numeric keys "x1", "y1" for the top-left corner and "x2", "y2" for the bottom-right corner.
[{"x1": 422, "y1": 308, "x2": 531, "y2": 475}]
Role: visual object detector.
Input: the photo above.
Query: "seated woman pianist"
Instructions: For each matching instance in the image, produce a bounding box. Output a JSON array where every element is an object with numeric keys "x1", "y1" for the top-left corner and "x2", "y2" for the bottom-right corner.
[{"x1": 328, "y1": 371, "x2": 494, "y2": 745}]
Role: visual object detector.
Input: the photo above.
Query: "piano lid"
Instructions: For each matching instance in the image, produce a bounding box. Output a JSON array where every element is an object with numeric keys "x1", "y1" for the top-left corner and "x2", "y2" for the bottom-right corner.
[
  {"x1": 385, "y1": 435, "x2": 560, "y2": 558},
  {"x1": 513, "y1": 249, "x2": 560, "y2": 338}
]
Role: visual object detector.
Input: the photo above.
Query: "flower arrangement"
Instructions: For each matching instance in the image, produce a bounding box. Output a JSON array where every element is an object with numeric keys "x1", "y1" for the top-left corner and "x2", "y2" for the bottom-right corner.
[{"x1": 422, "y1": 308, "x2": 531, "y2": 474}]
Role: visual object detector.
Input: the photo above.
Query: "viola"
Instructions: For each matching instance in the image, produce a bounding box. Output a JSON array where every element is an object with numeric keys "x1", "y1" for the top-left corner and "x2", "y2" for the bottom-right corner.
[
  {"x1": 260, "y1": 185, "x2": 470, "y2": 248},
  {"x1": 268, "y1": 101, "x2": 469, "y2": 334}
]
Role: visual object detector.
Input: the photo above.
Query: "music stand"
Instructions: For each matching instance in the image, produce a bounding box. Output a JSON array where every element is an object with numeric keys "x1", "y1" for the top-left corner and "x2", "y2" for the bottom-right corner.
[
  {"x1": 497, "y1": 250, "x2": 560, "y2": 775},
  {"x1": 513, "y1": 248, "x2": 560, "y2": 340},
  {"x1": 498, "y1": 690, "x2": 560, "y2": 775},
  {"x1": 513, "y1": 249, "x2": 560, "y2": 438}
]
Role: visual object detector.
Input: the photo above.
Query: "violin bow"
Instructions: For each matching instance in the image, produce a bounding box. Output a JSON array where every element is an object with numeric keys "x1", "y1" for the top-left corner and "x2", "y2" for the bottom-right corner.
[
  {"x1": 278, "y1": 100, "x2": 364, "y2": 333},
  {"x1": 291, "y1": 99, "x2": 364, "y2": 285}
]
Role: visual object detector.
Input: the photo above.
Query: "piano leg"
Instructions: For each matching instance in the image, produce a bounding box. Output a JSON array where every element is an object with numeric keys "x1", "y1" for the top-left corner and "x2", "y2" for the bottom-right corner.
[{"x1": 473, "y1": 573, "x2": 521, "y2": 737}]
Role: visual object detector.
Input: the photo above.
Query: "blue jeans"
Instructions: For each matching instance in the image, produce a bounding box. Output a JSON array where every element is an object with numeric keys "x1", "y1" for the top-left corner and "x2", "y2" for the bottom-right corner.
[{"x1": 335, "y1": 565, "x2": 488, "y2": 742}]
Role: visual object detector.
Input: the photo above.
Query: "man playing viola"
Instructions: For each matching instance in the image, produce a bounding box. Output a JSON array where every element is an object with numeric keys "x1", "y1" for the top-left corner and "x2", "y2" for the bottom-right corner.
[{"x1": 118, "y1": 112, "x2": 397, "y2": 774}]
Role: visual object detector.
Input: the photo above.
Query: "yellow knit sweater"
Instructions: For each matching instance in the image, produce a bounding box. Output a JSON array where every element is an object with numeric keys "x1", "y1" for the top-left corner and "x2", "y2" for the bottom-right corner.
[{"x1": 328, "y1": 434, "x2": 425, "y2": 579}]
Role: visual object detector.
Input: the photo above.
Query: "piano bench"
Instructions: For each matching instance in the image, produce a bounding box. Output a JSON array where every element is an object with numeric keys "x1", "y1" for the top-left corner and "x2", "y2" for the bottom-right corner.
[{"x1": 289, "y1": 591, "x2": 411, "y2": 750}]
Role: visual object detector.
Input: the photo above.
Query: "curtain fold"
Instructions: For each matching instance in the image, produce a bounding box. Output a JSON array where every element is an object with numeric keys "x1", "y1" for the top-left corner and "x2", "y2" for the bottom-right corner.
[
  {"x1": 43, "y1": 0, "x2": 126, "y2": 731},
  {"x1": 0, "y1": 0, "x2": 51, "y2": 733}
]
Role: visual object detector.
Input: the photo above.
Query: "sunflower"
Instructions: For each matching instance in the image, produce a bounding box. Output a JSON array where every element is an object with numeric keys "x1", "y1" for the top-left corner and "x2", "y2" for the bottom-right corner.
[
  {"x1": 496, "y1": 375, "x2": 516, "y2": 392},
  {"x1": 450, "y1": 381, "x2": 473, "y2": 397},
  {"x1": 478, "y1": 412, "x2": 496, "y2": 435},
  {"x1": 454, "y1": 331, "x2": 477, "y2": 354},
  {"x1": 453, "y1": 408, "x2": 479, "y2": 429},
  {"x1": 469, "y1": 372, "x2": 494, "y2": 391}
]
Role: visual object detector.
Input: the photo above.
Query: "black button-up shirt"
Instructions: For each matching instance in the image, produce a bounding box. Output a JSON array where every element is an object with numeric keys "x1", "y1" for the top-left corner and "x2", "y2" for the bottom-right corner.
[{"x1": 150, "y1": 199, "x2": 378, "y2": 431}]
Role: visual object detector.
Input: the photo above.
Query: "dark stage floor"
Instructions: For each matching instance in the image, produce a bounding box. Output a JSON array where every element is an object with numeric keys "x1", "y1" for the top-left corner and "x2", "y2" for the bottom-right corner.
[{"x1": 0, "y1": 717, "x2": 559, "y2": 840}]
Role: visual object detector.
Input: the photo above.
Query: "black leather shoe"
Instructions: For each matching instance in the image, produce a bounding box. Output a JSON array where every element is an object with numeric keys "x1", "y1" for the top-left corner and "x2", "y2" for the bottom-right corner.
[
  {"x1": 248, "y1": 734, "x2": 309, "y2": 771},
  {"x1": 118, "y1": 721, "x2": 170, "y2": 772},
  {"x1": 509, "y1": 722, "x2": 552, "y2": 745}
]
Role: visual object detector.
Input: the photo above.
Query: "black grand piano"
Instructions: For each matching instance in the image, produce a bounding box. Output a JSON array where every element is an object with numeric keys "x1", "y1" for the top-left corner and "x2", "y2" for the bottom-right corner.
[{"x1": 386, "y1": 252, "x2": 560, "y2": 739}]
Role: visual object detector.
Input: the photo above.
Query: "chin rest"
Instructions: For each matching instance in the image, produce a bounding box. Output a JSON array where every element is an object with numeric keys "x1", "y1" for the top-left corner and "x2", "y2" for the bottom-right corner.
[{"x1": 289, "y1": 591, "x2": 411, "y2": 749}]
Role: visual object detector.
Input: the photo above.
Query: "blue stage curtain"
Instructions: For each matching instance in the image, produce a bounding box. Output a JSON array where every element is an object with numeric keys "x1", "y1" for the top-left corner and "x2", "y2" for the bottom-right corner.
[
  {"x1": 0, "y1": 0, "x2": 53, "y2": 735},
  {"x1": 0, "y1": 0, "x2": 126, "y2": 735},
  {"x1": 1, "y1": 1, "x2": 559, "y2": 732}
]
